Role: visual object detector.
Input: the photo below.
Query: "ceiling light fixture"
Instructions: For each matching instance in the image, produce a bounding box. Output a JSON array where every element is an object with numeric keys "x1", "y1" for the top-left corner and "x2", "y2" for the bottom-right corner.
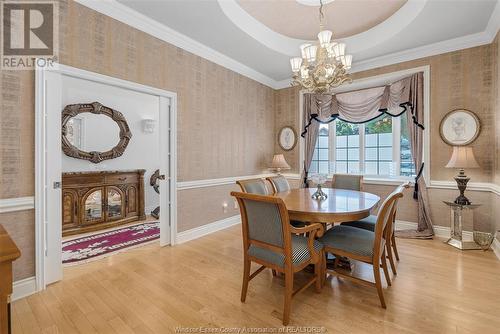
[{"x1": 290, "y1": 0, "x2": 352, "y2": 93}]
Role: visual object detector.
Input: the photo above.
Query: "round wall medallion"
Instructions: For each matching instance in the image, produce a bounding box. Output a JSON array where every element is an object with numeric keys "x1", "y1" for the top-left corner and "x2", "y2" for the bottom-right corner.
[
  {"x1": 439, "y1": 109, "x2": 480, "y2": 146},
  {"x1": 278, "y1": 126, "x2": 297, "y2": 151}
]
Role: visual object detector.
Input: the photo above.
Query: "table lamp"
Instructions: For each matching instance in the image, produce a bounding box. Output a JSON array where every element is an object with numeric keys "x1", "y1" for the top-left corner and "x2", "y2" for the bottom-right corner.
[
  {"x1": 445, "y1": 146, "x2": 479, "y2": 205},
  {"x1": 269, "y1": 154, "x2": 290, "y2": 174}
]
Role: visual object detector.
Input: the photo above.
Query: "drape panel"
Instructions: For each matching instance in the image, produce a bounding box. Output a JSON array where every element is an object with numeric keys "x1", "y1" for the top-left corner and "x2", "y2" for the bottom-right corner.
[
  {"x1": 396, "y1": 73, "x2": 434, "y2": 238},
  {"x1": 300, "y1": 94, "x2": 319, "y2": 188},
  {"x1": 301, "y1": 72, "x2": 434, "y2": 237}
]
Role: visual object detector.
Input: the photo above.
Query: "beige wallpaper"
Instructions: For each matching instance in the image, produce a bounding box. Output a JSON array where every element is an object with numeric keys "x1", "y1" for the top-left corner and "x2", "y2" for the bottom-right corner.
[
  {"x1": 274, "y1": 86, "x2": 301, "y2": 173},
  {"x1": 494, "y1": 32, "x2": 500, "y2": 186},
  {"x1": 0, "y1": 211, "x2": 35, "y2": 281},
  {"x1": 0, "y1": 0, "x2": 275, "y2": 280}
]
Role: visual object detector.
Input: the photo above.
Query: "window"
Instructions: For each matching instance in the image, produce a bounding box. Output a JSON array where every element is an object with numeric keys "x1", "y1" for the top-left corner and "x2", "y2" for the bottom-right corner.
[{"x1": 310, "y1": 114, "x2": 415, "y2": 178}]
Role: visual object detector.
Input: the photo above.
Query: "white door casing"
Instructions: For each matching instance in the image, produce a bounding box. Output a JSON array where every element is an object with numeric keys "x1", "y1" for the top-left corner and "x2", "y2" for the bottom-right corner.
[{"x1": 35, "y1": 63, "x2": 177, "y2": 289}]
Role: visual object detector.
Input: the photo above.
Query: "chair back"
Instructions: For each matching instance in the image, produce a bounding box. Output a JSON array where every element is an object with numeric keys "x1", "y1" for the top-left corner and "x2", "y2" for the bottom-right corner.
[
  {"x1": 331, "y1": 174, "x2": 363, "y2": 191},
  {"x1": 236, "y1": 178, "x2": 270, "y2": 195},
  {"x1": 266, "y1": 175, "x2": 291, "y2": 194},
  {"x1": 231, "y1": 191, "x2": 292, "y2": 262},
  {"x1": 372, "y1": 187, "x2": 404, "y2": 259},
  {"x1": 386, "y1": 182, "x2": 411, "y2": 236}
]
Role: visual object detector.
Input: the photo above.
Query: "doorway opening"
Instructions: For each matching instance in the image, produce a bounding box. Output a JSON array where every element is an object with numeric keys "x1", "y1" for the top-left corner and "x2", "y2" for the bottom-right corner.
[{"x1": 35, "y1": 64, "x2": 177, "y2": 289}]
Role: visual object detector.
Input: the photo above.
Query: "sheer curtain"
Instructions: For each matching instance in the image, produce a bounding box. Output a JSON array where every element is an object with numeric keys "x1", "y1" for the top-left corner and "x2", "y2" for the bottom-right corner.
[{"x1": 301, "y1": 72, "x2": 434, "y2": 237}]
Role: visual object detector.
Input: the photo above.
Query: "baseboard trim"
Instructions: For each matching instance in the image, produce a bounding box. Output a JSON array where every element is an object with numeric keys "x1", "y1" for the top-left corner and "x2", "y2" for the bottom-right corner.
[
  {"x1": 395, "y1": 220, "x2": 473, "y2": 241},
  {"x1": 12, "y1": 276, "x2": 37, "y2": 301},
  {"x1": 176, "y1": 215, "x2": 241, "y2": 244}
]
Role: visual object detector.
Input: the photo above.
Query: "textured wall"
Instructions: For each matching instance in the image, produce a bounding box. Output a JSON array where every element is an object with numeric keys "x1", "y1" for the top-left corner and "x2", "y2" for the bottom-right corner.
[
  {"x1": 274, "y1": 87, "x2": 301, "y2": 173},
  {"x1": 493, "y1": 31, "x2": 500, "y2": 240},
  {"x1": 0, "y1": 0, "x2": 275, "y2": 280}
]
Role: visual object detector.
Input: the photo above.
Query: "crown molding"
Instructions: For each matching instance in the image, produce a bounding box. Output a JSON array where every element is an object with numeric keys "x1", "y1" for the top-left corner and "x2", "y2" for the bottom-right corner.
[
  {"x1": 75, "y1": 0, "x2": 500, "y2": 91},
  {"x1": 74, "y1": 0, "x2": 278, "y2": 89}
]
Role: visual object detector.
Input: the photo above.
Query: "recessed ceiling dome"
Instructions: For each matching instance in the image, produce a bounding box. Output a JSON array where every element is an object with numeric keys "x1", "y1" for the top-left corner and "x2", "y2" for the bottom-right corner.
[{"x1": 237, "y1": 0, "x2": 407, "y2": 40}]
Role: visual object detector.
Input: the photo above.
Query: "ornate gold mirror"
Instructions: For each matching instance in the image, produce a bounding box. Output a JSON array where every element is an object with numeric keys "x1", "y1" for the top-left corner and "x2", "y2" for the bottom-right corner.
[{"x1": 61, "y1": 102, "x2": 132, "y2": 163}]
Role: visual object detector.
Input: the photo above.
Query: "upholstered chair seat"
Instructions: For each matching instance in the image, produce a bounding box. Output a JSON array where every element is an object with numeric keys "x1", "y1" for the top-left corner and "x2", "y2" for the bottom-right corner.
[
  {"x1": 341, "y1": 215, "x2": 377, "y2": 231},
  {"x1": 320, "y1": 225, "x2": 374, "y2": 258},
  {"x1": 249, "y1": 235, "x2": 323, "y2": 267}
]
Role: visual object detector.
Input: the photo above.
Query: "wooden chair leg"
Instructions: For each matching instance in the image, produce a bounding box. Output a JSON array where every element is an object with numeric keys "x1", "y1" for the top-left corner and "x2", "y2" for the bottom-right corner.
[
  {"x1": 381, "y1": 250, "x2": 391, "y2": 287},
  {"x1": 314, "y1": 259, "x2": 322, "y2": 293},
  {"x1": 386, "y1": 242, "x2": 397, "y2": 275},
  {"x1": 322, "y1": 252, "x2": 328, "y2": 286},
  {"x1": 283, "y1": 270, "x2": 294, "y2": 326},
  {"x1": 391, "y1": 234, "x2": 400, "y2": 261},
  {"x1": 241, "y1": 258, "x2": 251, "y2": 302},
  {"x1": 373, "y1": 260, "x2": 386, "y2": 308}
]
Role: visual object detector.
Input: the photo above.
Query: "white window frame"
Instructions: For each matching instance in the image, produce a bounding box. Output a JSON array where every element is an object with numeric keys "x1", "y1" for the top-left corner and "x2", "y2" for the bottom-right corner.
[
  {"x1": 313, "y1": 117, "x2": 408, "y2": 178},
  {"x1": 302, "y1": 65, "x2": 431, "y2": 185}
]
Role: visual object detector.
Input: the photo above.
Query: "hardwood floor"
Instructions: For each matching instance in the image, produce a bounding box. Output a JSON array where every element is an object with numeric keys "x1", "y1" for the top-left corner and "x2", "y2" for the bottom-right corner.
[{"x1": 12, "y1": 225, "x2": 500, "y2": 333}]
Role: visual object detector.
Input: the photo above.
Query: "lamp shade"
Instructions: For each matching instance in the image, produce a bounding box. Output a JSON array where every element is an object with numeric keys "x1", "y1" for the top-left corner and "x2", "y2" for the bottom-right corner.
[
  {"x1": 303, "y1": 45, "x2": 317, "y2": 63},
  {"x1": 270, "y1": 154, "x2": 291, "y2": 170},
  {"x1": 317, "y1": 30, "x2": 332, "y2": 47},
  {"x1": 445, "y1": 146, "x2": 479, "y2": 169}
]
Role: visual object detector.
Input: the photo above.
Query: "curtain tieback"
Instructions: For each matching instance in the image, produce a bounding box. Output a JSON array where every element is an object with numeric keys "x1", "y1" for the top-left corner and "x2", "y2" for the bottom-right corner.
[{"x1": 413, "y1": 162, "x2": 425, "y2": 200}]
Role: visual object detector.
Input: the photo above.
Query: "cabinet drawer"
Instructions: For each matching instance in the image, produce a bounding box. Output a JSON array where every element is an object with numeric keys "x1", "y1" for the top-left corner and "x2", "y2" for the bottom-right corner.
[
  {"x1": 63, "y1": 175, "x2": 105, "y2": 186},
  {"x1": 105, "y1": 173, "x2": 138, "y2": 185}
]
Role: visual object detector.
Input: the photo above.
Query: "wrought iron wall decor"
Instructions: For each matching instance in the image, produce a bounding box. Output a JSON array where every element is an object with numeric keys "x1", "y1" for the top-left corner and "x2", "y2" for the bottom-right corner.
[
  {"x1": 149, "y1": 169, "x2": 163, "y2": 219},
  {"x1": 62, "y1": 102, "x2": 132, "y2": 163}
]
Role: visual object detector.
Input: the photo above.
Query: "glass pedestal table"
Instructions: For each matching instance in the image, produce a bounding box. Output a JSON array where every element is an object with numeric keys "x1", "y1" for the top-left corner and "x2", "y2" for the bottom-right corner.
[{"x1": 443, "y1": 201, "x2": 490, "y2": 250}]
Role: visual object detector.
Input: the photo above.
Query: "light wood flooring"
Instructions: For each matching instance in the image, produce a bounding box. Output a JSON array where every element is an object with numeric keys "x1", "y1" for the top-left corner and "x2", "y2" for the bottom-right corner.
[{"x1": 12, "y1": 225, "x2": 500, "y2": 333}]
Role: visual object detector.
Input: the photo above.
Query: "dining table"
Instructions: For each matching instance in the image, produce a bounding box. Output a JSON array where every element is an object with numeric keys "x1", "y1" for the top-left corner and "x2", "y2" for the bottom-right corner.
[{"x1": 274, "y1": 188, "x2": 380, "y2": 224}]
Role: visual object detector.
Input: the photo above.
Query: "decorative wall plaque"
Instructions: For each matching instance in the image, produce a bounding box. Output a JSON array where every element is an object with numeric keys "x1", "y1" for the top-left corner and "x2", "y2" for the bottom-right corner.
[{"x1": 439, "y1": 109, "x2": 480, "y2": 146}]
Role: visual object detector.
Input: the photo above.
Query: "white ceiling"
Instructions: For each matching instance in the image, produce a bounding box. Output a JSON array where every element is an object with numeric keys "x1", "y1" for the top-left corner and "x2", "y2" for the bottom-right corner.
[{"x1": 81, "y1": 0, "x2": 499, "y2": 88}]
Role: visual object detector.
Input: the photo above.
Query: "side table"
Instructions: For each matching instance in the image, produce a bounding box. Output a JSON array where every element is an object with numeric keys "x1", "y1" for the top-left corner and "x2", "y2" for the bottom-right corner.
[{"x1": 443, "y1": 201, "x2": 483, "y2": 250}]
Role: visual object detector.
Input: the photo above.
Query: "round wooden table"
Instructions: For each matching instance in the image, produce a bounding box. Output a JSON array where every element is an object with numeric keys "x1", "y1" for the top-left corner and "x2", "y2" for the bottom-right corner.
[{"x1": 274, "y1": 188, "x2": 380, "y2": 223}]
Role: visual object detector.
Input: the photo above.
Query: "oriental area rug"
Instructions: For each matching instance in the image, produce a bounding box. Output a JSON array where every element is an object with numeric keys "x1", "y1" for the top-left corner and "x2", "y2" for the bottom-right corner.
[{"x1": 62, "y1": 222, "x2": 159, "y2": 265}]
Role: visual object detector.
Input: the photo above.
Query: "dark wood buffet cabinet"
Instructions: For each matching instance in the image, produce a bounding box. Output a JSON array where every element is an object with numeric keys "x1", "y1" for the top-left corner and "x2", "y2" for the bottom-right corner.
[{"x1": 62, "y1": 170, "x2": 146, "y2": 236}]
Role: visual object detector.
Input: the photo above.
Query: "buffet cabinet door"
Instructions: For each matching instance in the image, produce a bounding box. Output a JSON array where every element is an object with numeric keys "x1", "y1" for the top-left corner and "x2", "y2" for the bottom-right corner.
[
  {"x1": 105, "y1": 186, "x2": 126, "y2": 221},
  {"x1": 81, "y1": 188, "x2": 105, "y2": 225},
  {"x1": 62, "y1": 189, "x2": 79, "y2": 229},
  {"x1": 125, "y1": 184, "x2": 139, "y2": 217}
]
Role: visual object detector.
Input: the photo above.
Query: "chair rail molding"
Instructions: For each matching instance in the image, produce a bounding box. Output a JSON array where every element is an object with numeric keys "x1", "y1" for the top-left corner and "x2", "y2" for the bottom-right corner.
[{"x1": 0, "y1": 197, "x2": 35, "y2": 213}]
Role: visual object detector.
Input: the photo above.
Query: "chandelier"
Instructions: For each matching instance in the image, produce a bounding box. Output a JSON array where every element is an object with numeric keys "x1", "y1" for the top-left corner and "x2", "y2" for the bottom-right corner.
[{"x1": 290, "y1": 0, "x2": 352, "y2": 93}]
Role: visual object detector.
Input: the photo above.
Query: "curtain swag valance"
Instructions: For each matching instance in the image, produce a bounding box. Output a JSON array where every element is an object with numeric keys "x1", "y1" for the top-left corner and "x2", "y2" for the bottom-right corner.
[{"x1": 301, "y1": 72, "x2": 425, "y2": 137}]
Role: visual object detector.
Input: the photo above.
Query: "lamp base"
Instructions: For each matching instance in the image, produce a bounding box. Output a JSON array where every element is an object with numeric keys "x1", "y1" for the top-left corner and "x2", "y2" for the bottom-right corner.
[{"x1": 453, "y1": 169, "x2": 471, "y2": 205}]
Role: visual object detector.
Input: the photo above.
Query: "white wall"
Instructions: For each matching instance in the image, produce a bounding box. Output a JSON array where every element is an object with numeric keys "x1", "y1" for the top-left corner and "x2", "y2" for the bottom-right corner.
[{"x1": 61, "y1": 76, "x2": 160, "y2": 213}]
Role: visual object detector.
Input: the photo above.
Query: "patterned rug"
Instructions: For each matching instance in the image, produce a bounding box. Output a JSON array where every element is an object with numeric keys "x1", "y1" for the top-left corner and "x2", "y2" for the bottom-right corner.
[{"x1": 62, "y1": 222, "x2": 159, "y2": 265}]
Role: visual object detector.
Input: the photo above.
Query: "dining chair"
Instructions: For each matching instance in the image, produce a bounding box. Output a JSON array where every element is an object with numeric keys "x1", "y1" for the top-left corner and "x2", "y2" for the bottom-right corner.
[
  {"x1": 266, "y1": 176, "x2": 306, "y2": 229},
  {"x1": 266, "y1": 175, "x2": 291, "y2": 193},
  {"x1": 236, "y1": 178, "x2": 270, "y2": 195},
  {"x1": 231, "y1": 191, "x2": 324, "y2": 326},
  {"x1": 331, "y1": 174, "x2": 363, "y2": 191},
  {"x1": 341, "y1": 182, "x2": 410, "y2": 275},
  {"x1": 319, "y1": 186, "x2": 404, "y2": 308}
]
